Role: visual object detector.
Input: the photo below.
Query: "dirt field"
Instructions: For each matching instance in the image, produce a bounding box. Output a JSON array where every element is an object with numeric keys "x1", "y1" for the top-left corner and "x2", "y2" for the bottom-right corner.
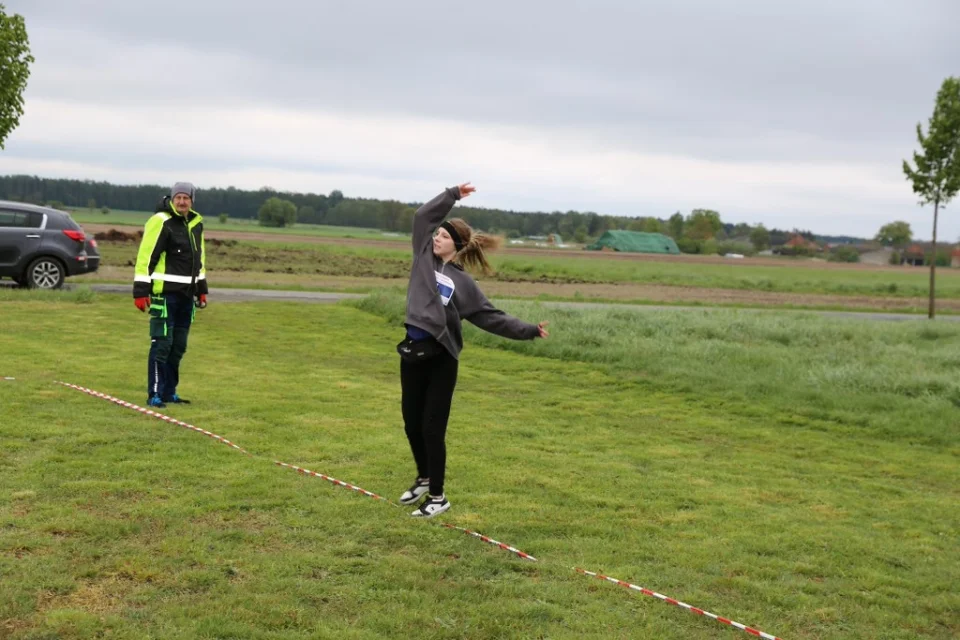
[
  {"x1": 85, "y1": 265, "x2": 956, "y2": 313},
  {"x1": 81, "y1": 223, "x2": 922, "y2": 273},
  {"x1": 82, "y1": 222, "x2": 958, "y2": 313}
]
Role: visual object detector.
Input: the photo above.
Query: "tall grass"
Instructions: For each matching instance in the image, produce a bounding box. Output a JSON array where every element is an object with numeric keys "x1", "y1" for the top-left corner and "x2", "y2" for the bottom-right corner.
[
  {"x1": 355, "y1": 290, "x2": 960, "y2": 447},
  {"x1": 492, "y1": 255, "x2": 960, "y2": 298}
]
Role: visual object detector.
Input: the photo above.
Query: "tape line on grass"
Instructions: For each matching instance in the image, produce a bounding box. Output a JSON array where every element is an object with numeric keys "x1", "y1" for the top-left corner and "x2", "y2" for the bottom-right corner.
[
  {"x1": 274, "y1": 461, "x2": 391, "y2": 503},
  {"x1": 442, "y1": 524, "x2": 537, "y2": 561},
  {"x1": 55, "y1": 381, "x2": 249, "y2": 455},
  {"x1": 56, "y1": 380, "x2": 783, "y2": 638},
  {"x1": 274, "y1": 463, "x2": 539, "y2": 562},
  {"x1": 575, "y1": 568, "x2": 782, "y2": 640}
]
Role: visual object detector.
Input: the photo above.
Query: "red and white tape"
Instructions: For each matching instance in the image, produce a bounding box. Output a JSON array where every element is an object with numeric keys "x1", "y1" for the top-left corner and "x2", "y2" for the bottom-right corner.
[
  {"x1": 55, "y1": 381, "x2": 249, "y2": 455},
  {"x1": 442, "y1": 524, "x2": 537, "y2": 561},
  {"x1": 575, "y1": 568, "x2": 782, "y2": 639},
  {"x1": 54, "y1": 381, "x2": 783, "y2": 636},
  {"x1": 274, "y1": 461, "x2": 390, "y2": 502},
  {"x1": 274, "y1": 464, "x2": 537, "y2": 561}
]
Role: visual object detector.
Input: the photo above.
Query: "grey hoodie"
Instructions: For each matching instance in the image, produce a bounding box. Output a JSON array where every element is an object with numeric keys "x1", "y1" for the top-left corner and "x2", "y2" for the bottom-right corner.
[{"x1": 404, "y1": 187, "x2": 540, "y2": 360}]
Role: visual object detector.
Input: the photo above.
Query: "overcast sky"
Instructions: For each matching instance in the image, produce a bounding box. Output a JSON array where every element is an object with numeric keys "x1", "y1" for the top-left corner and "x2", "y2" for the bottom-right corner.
[{"x1": 3, "y1": 1, "x2": 958, "y2": 238}]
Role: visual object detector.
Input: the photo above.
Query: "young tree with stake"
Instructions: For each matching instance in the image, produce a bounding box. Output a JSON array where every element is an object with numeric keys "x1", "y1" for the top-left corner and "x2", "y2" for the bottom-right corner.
[{"x1": 903, "y1": 77, "x2": 960, "y2": 319}]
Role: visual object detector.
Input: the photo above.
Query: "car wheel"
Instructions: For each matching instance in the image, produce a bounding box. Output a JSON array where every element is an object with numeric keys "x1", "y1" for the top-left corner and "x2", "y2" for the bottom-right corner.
[{"x1": 26, "y1": 257, "x2": 66, "y2": 289}]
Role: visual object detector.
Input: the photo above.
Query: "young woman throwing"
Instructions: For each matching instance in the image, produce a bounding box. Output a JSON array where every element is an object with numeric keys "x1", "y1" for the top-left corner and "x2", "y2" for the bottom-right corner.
[{"x1": 397, "y1": 183, "x2": 549, "y2": 517}]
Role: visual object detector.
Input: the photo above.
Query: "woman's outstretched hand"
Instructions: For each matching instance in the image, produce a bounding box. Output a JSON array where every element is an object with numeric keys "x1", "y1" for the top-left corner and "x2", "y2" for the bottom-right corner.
[
  {"x1": 458, "y1": 182, "x2": 476, "y2": 199},
  {"x1": 537, "y1": 321, "x2": 550, "y2": 339}
]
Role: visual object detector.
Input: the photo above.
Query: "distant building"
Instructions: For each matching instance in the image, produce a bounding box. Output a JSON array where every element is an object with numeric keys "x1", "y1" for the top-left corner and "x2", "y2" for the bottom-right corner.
[
  {"x1": 903, "y1": 244, "x2": 926, "y2": 267},
  {"x1": 772, "y1": 234, "x2": 821, "y2": 255},
  {"x1": 585, "y1": 230, "x2": 680, "y2": 254},
  {"x1": 783, "y1": 234, "x2": 821, "y2": 251},
  {"x1": 860, "y1": 246, "x2": 895, "y2": 266}
]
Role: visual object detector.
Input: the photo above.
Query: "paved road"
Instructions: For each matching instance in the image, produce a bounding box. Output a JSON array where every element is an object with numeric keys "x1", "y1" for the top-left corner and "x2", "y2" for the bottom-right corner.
[
  {"x1": 71, "y1": 284, "x2": 957, "y2": 322},
  {"x1": 79, "y1": 284, "x2": 365, "y2": 304}
]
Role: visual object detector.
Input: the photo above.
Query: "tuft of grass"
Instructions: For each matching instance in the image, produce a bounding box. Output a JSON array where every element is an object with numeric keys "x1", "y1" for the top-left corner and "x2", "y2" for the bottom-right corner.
[{"x1": 0, "y1": 285, "x2": 98, "y2": 304}]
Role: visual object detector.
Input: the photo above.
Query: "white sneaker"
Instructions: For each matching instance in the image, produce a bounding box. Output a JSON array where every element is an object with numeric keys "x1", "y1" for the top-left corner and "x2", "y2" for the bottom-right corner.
[
  {"x1": 399, "y1": 478, "x2": 430, "y2": 505},
  {"x1": 411, "y1": 494, "x2": 450, "y2": 518}
]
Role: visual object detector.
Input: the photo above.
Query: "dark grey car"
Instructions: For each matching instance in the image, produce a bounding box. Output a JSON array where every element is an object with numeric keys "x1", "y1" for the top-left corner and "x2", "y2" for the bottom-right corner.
[{"x1": 0, "y1": 201, "x2": 101, "y2": 289}]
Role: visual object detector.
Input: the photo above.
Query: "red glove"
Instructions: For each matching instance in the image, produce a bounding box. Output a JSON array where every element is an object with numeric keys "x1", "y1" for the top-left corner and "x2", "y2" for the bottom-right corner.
[
  {"x1": 196, "y1": 294, "x2": 207, "y2": 309},
  {"x1": 134, "y1": 297, "x2": 150, "y2": 312}
]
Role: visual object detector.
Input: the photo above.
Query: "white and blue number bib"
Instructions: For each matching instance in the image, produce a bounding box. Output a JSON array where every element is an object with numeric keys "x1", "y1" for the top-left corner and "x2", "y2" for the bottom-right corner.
[{"x1": 435, "y1": 271, "x2": 455, "y2": 306}]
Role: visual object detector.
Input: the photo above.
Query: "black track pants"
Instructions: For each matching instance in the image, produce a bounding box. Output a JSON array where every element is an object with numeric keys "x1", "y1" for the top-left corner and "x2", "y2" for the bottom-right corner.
[{"x1": 401, "y1": 350, "x2": 459, "y2": 497}]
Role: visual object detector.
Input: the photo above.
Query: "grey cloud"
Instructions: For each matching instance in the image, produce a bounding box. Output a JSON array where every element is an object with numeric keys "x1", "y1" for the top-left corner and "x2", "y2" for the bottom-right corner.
[
  {"x1": 5, "y1": 0, "x2": 959, "y2": 237},
  {"x1": 11, "y1": 0, "x2": 958, "y2": 166},
  {"x1": 3, "y1": 138, "x2": 439, "y2": 186}
]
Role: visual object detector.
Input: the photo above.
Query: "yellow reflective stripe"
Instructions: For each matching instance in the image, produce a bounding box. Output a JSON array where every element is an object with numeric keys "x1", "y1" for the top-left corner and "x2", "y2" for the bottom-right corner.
[
  {"x1": 152, "y1": 252, "x2": 167, "y2": 295},
  {"x1": 187, "y1": 212, "x2": 203, "y2": 275},
  {"x1": 135, "y1": 212, "x2": 170, "y2": 280},
  {"x1": 199, "y1": 221, "x2": 206, "y2": 280}
]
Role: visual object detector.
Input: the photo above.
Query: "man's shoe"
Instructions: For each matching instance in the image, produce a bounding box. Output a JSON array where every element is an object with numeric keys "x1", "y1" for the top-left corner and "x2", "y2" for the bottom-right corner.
[
  {"x1": 164, "y1": 394, "x2": 191, "y2": 404},
  {"x1": 147, "y1": 395, "x2": 166, "y2": 408}
]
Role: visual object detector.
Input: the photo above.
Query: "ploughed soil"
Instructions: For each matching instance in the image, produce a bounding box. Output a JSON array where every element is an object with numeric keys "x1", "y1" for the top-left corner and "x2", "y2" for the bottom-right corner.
[{"x1": 81, "y1": 224, "x2": 920, "y2": 273}]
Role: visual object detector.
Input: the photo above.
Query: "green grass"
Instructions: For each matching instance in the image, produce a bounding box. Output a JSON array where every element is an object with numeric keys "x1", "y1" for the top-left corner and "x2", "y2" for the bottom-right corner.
[
  {"x1": 356, "y1": 291, "x2": 960, "y2": 447},
  {"x1": 67, "y1": 206, "x2": 960, "y2": 299},
  {"x1": 506, "y1": 293, "x2": 956, "y2": 316},
  {"x1": 491, "y1": 254, "x2": 960, "y2": 299},
  {"x1": 70, "y1": 208, "x2": 407, "y2": 241},
  {"x1": 90, "y1": 236, "x2": 960, "y2": 301},
  {"x1": 1, "y1": 291, "x2": 957, "y2": 638}
]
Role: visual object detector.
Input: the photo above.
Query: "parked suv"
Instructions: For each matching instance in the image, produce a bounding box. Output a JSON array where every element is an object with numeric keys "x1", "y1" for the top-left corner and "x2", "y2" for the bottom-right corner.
[{"x1": 0, "y1": 201, "x2": 101, "y2": 289}]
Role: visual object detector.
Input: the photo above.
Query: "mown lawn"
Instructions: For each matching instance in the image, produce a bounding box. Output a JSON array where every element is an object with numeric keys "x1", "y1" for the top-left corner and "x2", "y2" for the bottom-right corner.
[{"x1": 1, "y1": 290, "x2": 957, "y2": 639}]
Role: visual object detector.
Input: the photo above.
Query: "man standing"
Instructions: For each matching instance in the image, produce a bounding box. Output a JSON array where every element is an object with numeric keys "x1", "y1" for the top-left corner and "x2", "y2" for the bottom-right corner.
[{"x1": 133, "y1": 182, "x2": 208, "y2": 408}]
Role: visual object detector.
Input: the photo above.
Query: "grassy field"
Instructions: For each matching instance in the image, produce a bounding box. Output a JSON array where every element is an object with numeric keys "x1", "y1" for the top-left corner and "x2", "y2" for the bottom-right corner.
[
  {"x1": 492, "y1": 254, "x2": 960, "y2": 299},
  {"x1": 89, "y1": 237, "x2": 960, "y2": 302},
  {"x1": 1, "y1": 288, "x2": 957, "y2": 639},
  {"x1": 69, "y1": 207, "x2": 960, "y2": 310},
  {"x1": 70, "y1": 208, "x2": 408, "y2": 242}
]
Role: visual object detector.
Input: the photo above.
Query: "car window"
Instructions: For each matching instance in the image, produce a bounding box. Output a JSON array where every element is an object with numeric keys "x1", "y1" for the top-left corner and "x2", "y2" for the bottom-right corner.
[
  {"x1": 0, "y1": 209, "x2": 31, "y2": 228},
  {"x1": 25, "y1": 211, "x2": 44, "y2": 228}
]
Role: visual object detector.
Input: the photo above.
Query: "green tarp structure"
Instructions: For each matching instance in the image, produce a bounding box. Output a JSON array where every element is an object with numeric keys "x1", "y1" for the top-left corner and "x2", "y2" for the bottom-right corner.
[{"x1": 585, "y1": 230, "x2": 680, "y2": 254}]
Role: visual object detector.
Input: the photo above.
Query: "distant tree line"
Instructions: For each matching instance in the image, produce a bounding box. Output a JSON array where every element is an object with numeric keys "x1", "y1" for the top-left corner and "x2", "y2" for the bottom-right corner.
[{"x1": 0, "y1": 174, "x2": 847, "y2": 251}]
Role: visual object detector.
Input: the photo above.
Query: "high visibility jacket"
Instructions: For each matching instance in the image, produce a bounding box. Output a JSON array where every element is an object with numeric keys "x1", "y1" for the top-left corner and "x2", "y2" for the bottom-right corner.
[{"x1": 133, "y1": 199, "x2": 207, "y2": 298}]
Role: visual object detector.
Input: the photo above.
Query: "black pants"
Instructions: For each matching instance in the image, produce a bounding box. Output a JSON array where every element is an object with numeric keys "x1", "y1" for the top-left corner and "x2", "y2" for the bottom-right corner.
[
  {"x1": 147, "y1": 293, "x2": 193, "y2": 400},
  {"x1": 401, "y1": 349, "x2": 459, "y2": 497}
]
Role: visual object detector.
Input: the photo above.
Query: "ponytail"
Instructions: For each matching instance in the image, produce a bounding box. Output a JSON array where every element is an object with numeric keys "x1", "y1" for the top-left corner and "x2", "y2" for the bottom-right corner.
[
  {"x1": 458, "y1": 232, "x2": 502, "y2": 276},
  {"x1": 446, "y1": 217, "x2": 503, "y2": 276}
]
